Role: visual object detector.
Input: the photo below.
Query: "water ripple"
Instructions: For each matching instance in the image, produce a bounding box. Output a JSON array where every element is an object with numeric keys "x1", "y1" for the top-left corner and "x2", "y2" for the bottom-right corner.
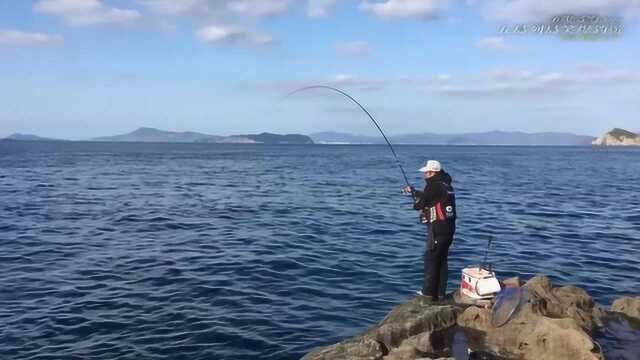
[{"x1": 0, "y1": 142, "x2": 639, "y2": 359}]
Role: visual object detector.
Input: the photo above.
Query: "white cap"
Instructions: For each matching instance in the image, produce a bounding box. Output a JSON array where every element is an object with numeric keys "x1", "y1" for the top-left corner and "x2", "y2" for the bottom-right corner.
[{"x1": 419, "y1": 160, "x2": 441, "y2": 172}]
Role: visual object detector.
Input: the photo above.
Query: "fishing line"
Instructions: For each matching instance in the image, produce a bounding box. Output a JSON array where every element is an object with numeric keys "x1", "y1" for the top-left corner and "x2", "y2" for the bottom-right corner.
[{"x1": 284, "y1": 85, "x2": 415, "y2": 200}]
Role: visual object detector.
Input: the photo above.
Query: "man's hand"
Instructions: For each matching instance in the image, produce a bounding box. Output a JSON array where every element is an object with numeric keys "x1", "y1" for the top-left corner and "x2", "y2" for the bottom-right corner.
[{"x1": 401, "y1": 186, "x2": 413, "y2": 195}]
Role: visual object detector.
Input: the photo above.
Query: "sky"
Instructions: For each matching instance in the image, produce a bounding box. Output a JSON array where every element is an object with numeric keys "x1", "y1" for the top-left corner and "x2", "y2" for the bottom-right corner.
[{"x1": 0, "y1": 0, "x2": 639, "y2": 139}]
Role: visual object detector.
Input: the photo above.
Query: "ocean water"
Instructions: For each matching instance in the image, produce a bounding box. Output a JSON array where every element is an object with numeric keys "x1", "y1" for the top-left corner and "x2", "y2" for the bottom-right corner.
[{"x1": 1, "y1": 141, "x2": 639, "y2": 359}]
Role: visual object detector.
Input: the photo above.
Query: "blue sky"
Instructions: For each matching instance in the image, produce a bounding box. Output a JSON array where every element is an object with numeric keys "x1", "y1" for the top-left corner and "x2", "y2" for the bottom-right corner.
[{"x1": 0, "y1": 0, "x2": 638, "y2": 139}]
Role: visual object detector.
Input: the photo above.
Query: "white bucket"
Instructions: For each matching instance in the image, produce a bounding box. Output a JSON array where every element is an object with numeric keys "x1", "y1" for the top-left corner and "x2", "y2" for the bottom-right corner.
[{"x1": 460, "y1": 266, "x2": 501, "y2": 299}]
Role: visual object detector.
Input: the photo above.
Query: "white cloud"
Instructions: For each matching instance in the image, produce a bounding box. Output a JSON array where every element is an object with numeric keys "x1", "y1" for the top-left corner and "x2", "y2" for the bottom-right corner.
[
  {"x1": 438, "y1": 73, "x2": 571, "y2": 96},
  {"x1": 137, "y1": 0, "x2": 199, "y2": 16},
  {"x1": 408, "y1": 66, "x2": 640, "y2": 97},
  {"x1": 487, "y1": 68, "x2": 533, "y2": 81},
  {"x1": 34, "y1": 0, "x2": 141, "y2": 26},
  {"x1": 262, "y1": 74, "x2": 386, "y2": 93},
  {"x1": 576, "y1": 62, "x2": 604, "y2": 73},
  {"x1": 399, "y1": 74, "x2": 451, "y2": 85},
  {"x1": 0, "y1": 29, "x2": 64, "y2": 46},
  {"x1": 196, "y1": 25, "x2": 273, "y2": 46},
  {"x1": 580, "y1": 68, "x2": 640, "y2": 82},
  {"x1": 475, "y1": 36, "x2": 506, "y2": 50},
  {"x1": 325, "y1": 74, "x2": 386, "y2": 90},
  {"x1": 226, "y1": 0, "x2": 290, "y2": 18},
  {"x1": 539, "y1": 72, "x2": 566, "y2": 85},
  {"x1": 335, "y1": 41, "x2": 372, "y2": 56},
  {"x1": 267, "y1": 64, "x2": 640, "y2": 97},
  {"x1": 479, "y1": 0, "x2": 640, "y2": 23},
  {"x1": 141, "y1": 0, "x2": 290, "y2": 18},
  {"x1": 308, "y1": 0, "x2": 338, "y2": 18},
  {"x1": 360, "y1": 0, "x2": 450, "y2": 20},
  {"x1": 142, "y1": 0, "x2": 289, "y2": 46},
  {"x1": 439, "y1": 83, "x2": 531, "y2": 96}
]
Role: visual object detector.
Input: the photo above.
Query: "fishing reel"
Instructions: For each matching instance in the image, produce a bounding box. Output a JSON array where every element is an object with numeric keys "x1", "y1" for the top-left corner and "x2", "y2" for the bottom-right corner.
[{"x1": 420, "y1": 209, "x2": 429, "y2": 224}]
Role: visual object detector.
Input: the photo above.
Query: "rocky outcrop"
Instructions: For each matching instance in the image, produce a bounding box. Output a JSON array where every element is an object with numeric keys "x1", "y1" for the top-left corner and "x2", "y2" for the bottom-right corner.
[
  {"x1": 457, "y1": 275, "x2": 605, "y2": 360},
  {"x1": 525, "y1": 275, "x2": 606, "y2": 331},
  {"x1": 592, "y1": 128, "x2": 640, "y2": 146},
  {"x1": 458, "y1": 305, "x2": 602, "y2": 359},
  {"x1": 302, "y1": 336, "x2": 385, "y2": 360},
  {"x1": 302, "y1": 297, "x2": 460, "y2": 360},
  {"x1": 611, "y1": 296, "x2": 640, "y2": 320},
  {"x1": 302, "y1": 275, "x2": 631, "y2": 360}
]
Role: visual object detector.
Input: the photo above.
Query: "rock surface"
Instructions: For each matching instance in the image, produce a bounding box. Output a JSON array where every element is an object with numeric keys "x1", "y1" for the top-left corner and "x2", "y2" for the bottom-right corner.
[
  {"x1": 525, "y1": 275, "x2": 606, "y2": 331},
  {"x1": 457, "y1": 275, "x2": 605, "y2": 360},
  {"x1": 458, "y1": 301, "x2": 603, "y2": 359},
  {"x1": 302, "y1": 336, "x2": 385, "y2": 360},
  {"x1": 302, "y1": 274, "x2": 630, "y2": 360},
  {"x1": 611, "y1": 296, "x2": 640, "y2": 320},
  {"x1": 302, "y1": 297, "x2": 460, "y2": 360}
]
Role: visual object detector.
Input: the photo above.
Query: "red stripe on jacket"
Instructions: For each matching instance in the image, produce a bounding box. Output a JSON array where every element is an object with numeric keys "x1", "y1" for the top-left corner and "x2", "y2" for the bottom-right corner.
[{"x1": 436, "y1": 203, "x2": 445, "y2": 221}]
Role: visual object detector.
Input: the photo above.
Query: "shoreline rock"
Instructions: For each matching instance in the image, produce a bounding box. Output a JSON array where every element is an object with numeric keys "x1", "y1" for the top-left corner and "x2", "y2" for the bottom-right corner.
[
  {"x1": 457, "y1": 275, "x2": 605, "y2": 360},
  {"x1": 302, "y1": 297, "x2": 460, "y2": 360},
  {"x1": 611, "y1": 297, "x2": 640, "y2": 320},
  {"x1": 302, "y1": 274, "x2": 635, "y2": 360},
  {"x1": 592, "y1": 128, "x2": 640, "y2": 146}
]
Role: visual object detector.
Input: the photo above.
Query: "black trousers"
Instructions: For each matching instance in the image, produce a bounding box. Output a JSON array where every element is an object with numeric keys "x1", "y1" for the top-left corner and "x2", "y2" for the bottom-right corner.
[{"x1": 422, "y1": 232, "x2": 453, "y2": 299}]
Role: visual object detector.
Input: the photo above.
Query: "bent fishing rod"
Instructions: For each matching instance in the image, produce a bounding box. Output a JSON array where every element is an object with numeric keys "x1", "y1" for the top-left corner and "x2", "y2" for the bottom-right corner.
[{"x1": 285, "y1": 85, "x2": 415, "y2": 201}]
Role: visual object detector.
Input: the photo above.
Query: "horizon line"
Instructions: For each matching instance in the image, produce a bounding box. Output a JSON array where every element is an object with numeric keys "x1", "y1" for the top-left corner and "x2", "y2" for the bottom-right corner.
[{"x1": 2, "y1": 126, "x2": 622, "y2": 140}]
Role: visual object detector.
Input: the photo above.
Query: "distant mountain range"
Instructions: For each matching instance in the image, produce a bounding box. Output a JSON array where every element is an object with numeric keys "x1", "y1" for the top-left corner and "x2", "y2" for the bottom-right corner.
[
  {"x1": 92, "y1": 127, "x2": 224, "y2": 143},
  {"x1": 4, "y1": 133, "x2": 65, "y2": 141},
  {"x1": 194, "y1": 132, "x2": 314, "y2": 144},
  {"x1": 309, "y1": 131, "x2": 596, "y2": 146},
  {"x1": 3, "y1": 127, "x2": 314, "y2": 145},
  {"x1": 7, "y1": 127, "x2": 637, "y2": 146}
]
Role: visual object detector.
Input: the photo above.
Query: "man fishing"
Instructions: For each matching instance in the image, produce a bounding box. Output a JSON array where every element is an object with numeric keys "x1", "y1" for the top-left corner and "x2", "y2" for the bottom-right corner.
[
  {"x1": 402, "y1": 160, "x2": 456, "y2": 302},
  {"x1": 286, "y1": 86, "x2": 457, "y2": 301}
]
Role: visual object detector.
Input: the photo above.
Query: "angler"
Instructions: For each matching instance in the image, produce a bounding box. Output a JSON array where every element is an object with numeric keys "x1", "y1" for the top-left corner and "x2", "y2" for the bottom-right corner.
[
  {"x1": 285, "y1": 86, "x2": 500, "y2": 307},
  {"x1": 285, "y1": 86, "x2": 457, "y2": 301},
  {"x1": 403, "y1": 160, "x2": 456, "y2": 302}
]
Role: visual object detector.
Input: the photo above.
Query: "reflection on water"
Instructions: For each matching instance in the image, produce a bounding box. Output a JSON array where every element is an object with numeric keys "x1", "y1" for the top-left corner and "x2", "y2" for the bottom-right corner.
[{"x1": 594, "y1": 314, "x2": 640, "y2": 360}]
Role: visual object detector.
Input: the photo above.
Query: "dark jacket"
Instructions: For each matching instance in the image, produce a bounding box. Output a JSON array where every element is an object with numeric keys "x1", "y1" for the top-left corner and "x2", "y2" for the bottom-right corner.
[{"x1": 412, "y1": 170, "x2": 456, "y2": 235}]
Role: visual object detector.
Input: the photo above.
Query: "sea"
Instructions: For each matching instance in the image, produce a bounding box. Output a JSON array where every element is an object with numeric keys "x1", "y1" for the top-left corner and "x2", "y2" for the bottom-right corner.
[{"x1": 1, "y1": 141, "x2": 639, "y2": 359}]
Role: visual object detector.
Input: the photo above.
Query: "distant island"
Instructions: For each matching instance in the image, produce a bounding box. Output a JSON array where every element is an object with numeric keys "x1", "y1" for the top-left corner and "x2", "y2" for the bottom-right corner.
[
  {"x1": 3, "y1": 127, "x2": 314, "y2": 145},
  {"x1": 3, "y1": 133, "x2": 65, "y2": 141},
  {"x1": 92, "y1": 127, "x2": 223, "y2": 143},
  {"x1": 592, "y1": 128, "x2": 640, "y2": 146},
  {"x1": 310, "y1": 131, "x2": 596, "y2": 146},
  {"x1": 92, "y1": 127, "x2": 314, "y2": 144}
]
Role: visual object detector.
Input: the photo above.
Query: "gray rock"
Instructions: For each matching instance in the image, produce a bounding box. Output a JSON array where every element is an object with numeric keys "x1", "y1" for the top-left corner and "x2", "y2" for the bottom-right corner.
[
  {"x1": 457, "y1": 275, "x2": 605, "y2": 360},
  {"x1": 302, "y1": 275, "x2": 610, "y2": 360},
  {"x1": 526, "y1": 275, "x2": 606, "y2": 331},
  {"x1": 384, "y1": 327, "x2": 455, "y2": 360},
  {"x1": 301, "y1": 336, "x2": 384, "y2": 360},
  {"x1": 369, "y1": 297, "x2": 459, "y2": 349},
  {"x1": 302, "y1": 296, "x2": 460, "y2": 360},
  {"x1": 611, "y1": 296, "x2": 640, "y2": 320}
]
